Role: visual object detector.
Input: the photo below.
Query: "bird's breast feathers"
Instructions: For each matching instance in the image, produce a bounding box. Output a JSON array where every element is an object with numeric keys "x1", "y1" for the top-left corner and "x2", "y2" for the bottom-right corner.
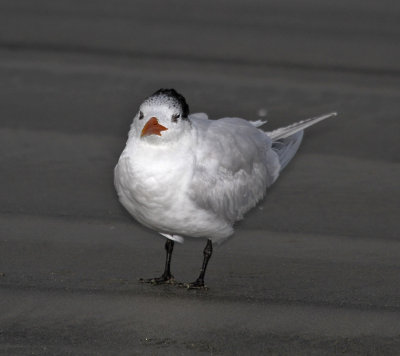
[{"x1": 115, "y1": 142, "x2": 192, "y2": 209}]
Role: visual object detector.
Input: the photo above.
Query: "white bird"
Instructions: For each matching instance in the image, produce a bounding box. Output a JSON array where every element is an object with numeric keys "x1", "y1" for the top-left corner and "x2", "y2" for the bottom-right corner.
[{"x1": 114, "y1": 89, "x2": 336, "y2": 288}]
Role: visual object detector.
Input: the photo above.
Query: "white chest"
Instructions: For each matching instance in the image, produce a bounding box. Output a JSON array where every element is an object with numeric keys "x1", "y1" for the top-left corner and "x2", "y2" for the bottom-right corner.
[{"x1": 115, "y1": 141, "x2": 195, "y2": 226}]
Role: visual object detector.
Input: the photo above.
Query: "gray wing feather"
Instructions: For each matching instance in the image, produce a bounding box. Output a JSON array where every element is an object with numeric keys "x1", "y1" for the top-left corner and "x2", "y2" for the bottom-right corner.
[
  {"x1": 272, "y1": 131, "x2": 304, "y2": 171},
  {"x1": 189, "y1": 117, "x2": 280, "y2": 224}
]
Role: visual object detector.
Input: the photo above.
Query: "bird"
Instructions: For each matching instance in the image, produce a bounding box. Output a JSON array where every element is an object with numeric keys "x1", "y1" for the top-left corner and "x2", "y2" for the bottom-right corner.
[{"x1": 114, "y1": 88, "x2": 336, "y2": 289}]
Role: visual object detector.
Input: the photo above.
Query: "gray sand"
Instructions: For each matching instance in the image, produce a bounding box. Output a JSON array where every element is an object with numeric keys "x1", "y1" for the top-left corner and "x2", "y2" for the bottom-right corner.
[{"x1": 0, "y1": 1, "x2": 399, "y2": 354}]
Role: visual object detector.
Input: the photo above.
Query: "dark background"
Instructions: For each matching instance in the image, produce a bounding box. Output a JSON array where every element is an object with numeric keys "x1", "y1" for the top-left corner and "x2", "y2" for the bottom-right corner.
[{"x1": 0, "y1": 1, "x2": 399, "y2": 354}]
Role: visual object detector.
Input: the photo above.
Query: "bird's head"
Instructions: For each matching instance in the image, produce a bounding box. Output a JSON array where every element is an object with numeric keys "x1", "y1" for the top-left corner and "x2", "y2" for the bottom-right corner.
[{"x1": 131, "y1": 88, "x2": 191, "y2": 144}]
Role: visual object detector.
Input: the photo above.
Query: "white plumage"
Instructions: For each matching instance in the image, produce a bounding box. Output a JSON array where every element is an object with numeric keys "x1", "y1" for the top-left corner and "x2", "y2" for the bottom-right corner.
[{"x1": 114, "y1": 89, "x2": 336, "y2": 245}]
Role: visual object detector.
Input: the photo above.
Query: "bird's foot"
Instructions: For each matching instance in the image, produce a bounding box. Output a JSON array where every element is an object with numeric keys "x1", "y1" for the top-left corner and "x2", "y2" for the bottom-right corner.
[
  {"x1": 180, "y1": 278, "x2": 208, "y2": 290},
  {"x1": 139, "y1": 273, "x2": 176, "y2": 285}
]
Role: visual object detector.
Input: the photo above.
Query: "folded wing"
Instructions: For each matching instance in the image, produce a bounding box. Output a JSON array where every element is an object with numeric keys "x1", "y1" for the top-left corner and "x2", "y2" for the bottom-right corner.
[{"x1": 188, "y1": 117, "x2": 280, "y2": 224}]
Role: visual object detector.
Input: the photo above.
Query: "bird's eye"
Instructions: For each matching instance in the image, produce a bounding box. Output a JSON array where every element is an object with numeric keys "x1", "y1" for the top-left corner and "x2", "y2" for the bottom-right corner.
[
  {"x1": 138, "y1": 111, "x2": 144, "y2": 120},
  {"x1": 171, "y1": 113, "x2": 180, "y2": 123}
]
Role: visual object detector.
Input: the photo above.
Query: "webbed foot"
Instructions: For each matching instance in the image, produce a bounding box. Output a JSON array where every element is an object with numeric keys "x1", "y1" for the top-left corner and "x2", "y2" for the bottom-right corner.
[
  {"x1": 139, "y1": 273, "x2": 176, "y2": 285},
  {"x1": 181, "y1": 278, "x2": 208, "y2": 290}
]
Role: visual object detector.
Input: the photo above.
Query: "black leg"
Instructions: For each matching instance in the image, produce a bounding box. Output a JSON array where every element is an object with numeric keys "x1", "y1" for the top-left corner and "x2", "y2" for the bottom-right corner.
[
  {"x1": 140, "y1": 239, "x2": 176, "y2": 285},
  {"x1": 186, "y1": 239, "x2": 213, "y2": 289}
]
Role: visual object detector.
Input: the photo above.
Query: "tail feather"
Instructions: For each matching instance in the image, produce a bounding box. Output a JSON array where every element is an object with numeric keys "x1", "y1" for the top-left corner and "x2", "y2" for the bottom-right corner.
[
  {"x1": 268, "y1": 112, "x2": 337, "y2": 141},
  {"x1": 268, "y1": 112, "x2": 337, "y2": 172}
]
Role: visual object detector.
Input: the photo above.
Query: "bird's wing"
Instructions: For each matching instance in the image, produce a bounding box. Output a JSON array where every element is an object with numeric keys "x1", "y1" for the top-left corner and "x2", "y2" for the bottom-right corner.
[{"x1": 188, "y1": 117, "x2": 280, "y2": 224}]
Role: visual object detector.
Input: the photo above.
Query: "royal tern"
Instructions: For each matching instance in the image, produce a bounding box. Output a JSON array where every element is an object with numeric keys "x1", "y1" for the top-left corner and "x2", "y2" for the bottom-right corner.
[{"x1": 114, "y1": 88, "x2": 336, "y2": 289}]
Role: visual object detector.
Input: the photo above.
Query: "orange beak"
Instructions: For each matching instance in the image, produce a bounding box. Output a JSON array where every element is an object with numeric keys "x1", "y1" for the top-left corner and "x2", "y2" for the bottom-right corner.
[{"x1": 140, "y1": 117, "x2": 168, "y2": 137}]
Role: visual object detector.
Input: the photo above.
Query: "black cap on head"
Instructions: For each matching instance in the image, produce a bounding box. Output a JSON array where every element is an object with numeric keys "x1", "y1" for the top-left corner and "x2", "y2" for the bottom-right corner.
[{"x1": 146, "y1": 88, "x2": 190, "y2": 118}]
